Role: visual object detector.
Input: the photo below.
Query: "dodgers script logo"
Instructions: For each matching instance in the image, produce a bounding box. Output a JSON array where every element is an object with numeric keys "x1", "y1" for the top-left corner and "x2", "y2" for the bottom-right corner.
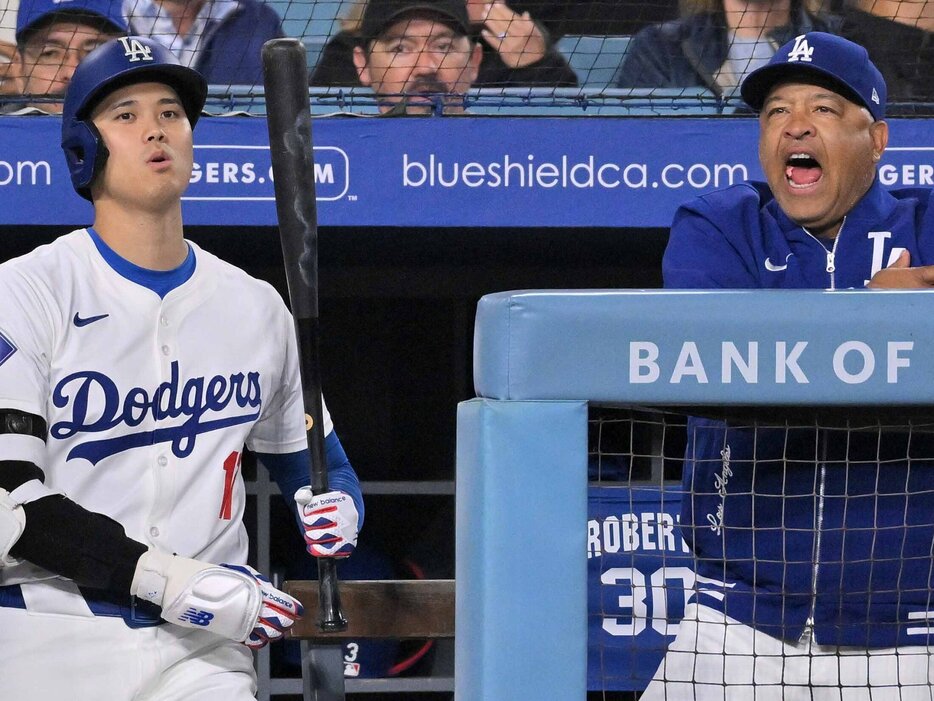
[{"x1": 50, "y1": 361, "x2": 262, "y2": 465}]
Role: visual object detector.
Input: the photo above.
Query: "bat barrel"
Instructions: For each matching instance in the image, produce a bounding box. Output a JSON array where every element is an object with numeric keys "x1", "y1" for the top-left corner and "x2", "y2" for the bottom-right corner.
[{"x1": 262, "y1": 38, "x2": 318, "y2": 321}]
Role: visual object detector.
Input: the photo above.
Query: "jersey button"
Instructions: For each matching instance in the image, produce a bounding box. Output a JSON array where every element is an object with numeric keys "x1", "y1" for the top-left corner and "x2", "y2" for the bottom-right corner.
[
  {"x1": 161, "y1": 345, "x2": 171, "y2": 356},
  {"x1": 157, "y1": 455, "x2": 168, "y2": 467},
  {"x1": 160, "y1": 316, "x2": 169, "y2": 327},
  {"x1": 149, "y1": 526, "x2": 160, "y2": 538}
]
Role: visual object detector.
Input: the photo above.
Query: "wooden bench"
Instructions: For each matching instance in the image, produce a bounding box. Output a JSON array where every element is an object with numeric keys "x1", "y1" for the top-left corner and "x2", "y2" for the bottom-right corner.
[{"x1": 284, "y1": 579, "x2": 455, "y2": 700}]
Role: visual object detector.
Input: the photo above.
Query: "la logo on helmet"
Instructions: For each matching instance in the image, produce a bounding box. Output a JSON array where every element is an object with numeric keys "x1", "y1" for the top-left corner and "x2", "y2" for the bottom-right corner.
[
  {"x1": 119, "y1": 37, "x2": 154, "y2": 62},
  {"x1": 787, "y1": 35, "x2": 814, "y2": 63}
]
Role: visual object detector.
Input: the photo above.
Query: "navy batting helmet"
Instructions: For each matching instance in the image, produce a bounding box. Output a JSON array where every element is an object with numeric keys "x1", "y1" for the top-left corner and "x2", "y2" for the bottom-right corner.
[{"x1": 61, "y1": 36, "x2": 207, "y2": 201}]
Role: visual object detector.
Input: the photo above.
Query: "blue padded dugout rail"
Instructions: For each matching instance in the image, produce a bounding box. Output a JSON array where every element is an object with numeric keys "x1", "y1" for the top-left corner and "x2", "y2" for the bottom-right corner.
[
  {"x1": 456, "y1": 289, "x2": 934, "y2": 700},
  {"x1": 456, "y1": 399, "x2": 587, "y2": 701},
  {"x1": 473, "y1": 289, "x2": 934, "y2": 405}
]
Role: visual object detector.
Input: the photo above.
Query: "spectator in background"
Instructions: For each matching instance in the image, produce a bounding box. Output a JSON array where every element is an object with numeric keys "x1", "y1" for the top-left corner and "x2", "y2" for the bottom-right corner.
[
  {"x1": 311, "y1": 0, "x2": 576, "y2": 89},
  {"x1": 838, "y1": 0, "x2": 933, "y2": 113},
  {"x1": 854, "y1": 0, "x2": 932, "y2": 31},
  {"x1": 3, "y1": 0, "x2": 125, "y2": 113},
  {"x1": 350, "y1": 0, "x2": 480, "y2": 114},
  {"x1": 617, "y1": 0, "x2": 840, "y2": 99},
  {"x1": 1, "y1": 39, "x2": 17, "y2": 98},
  {"x1": 1, "y1": 0, "x2": 16, "y2": 96},
  {"x1": 123, "y1": 0, "x2": 283, "y2": 84},
  {"x1": 505, "y1": 0, "x2": 680, "y2": 37}
]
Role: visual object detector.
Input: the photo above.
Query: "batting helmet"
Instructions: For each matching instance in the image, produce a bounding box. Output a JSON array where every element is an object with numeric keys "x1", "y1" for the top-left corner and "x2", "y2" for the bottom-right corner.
[{"x1": 61, "y1": 36, "x2": 208, "y2": 201}]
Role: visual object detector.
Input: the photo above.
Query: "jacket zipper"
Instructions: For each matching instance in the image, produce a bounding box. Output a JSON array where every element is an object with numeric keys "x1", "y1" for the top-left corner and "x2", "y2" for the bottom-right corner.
[
  {"x1": 801, "y1": 216, "x2": 846, "y2": 290},
  {"x1": 798, "y1": 219, "x2": 845, "y2": 642},
  {"x1": 804, "y1": 455, "x2": 828, "y2": 643}
]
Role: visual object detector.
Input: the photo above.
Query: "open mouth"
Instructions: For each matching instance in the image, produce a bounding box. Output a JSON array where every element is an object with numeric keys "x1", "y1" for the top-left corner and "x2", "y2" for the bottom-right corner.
[{"x1": 785, "y1": 153, "x2": 822, "y2": 189}]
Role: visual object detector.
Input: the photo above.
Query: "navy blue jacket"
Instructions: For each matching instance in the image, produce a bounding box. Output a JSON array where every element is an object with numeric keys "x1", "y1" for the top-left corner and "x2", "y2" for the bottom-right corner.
[
  {"x1": 617, "y1": 9, "x2": 837, "y2": 97},
  {"x1": 664, "y1": 179, "x2": 934, "y2": 647},
  {"x1": 191, "y1": 0, "x2": 284, "y2": 85}
]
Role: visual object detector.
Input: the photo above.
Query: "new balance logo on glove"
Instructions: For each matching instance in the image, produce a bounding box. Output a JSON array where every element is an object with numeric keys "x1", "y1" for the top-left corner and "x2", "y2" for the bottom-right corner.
[
  {"x1": 294, "y1": 487, "x2": 359, "y2": 558},
  {"x1": 178, "y1": 608, "x2": 215, "y2": 627}
]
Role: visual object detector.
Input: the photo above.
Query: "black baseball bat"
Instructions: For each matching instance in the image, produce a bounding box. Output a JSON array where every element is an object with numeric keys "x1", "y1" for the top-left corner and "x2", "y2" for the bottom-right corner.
[{"x1": 261, "y1": 37, "x2": 346, "y2": 632}]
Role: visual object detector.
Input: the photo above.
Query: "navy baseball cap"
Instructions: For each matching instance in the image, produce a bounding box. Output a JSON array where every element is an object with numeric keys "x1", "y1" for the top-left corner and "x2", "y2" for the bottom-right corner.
[
  {"x1": 361, "y1": 0, "x2": 471, "y2": 41},
  {"x1": 16, "y1": 0, "x2": 127, "y2": 44},
  {"x1": 741, "y1": 32, "x2": 887, "y2": 122}
]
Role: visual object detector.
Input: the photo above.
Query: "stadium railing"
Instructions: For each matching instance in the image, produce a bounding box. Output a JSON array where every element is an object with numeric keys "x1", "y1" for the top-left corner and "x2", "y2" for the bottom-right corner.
[{"x1": 202, "y1": 85, "x2": 723, "y2": 117}]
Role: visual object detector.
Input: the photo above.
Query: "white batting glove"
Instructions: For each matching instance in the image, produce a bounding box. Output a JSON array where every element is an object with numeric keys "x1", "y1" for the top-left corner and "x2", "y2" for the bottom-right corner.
[
  {"x1": 0, "y1": 488, "x2": 25, "y2": 567},
  {"x1": 131, "y1": 549, "x2": 303, "y2": 649},
  {"x1": 294, "y1": 488, "x2": 358, "y2": 558}
]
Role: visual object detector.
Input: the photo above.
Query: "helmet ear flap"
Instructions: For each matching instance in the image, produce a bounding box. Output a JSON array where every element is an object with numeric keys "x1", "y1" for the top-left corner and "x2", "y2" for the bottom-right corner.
[{"x1": 61, "y1": 120, "x2": 109, "y2": 202}]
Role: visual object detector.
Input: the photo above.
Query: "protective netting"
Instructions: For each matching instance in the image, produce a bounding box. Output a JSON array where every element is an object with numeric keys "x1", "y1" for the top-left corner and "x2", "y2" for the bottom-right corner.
[
  {"x1": 1, "y1": 0, "x2": 931, "y2": 116},
  {"x1": 588, "y1": 405, "x2": 934, "y2": 697}
]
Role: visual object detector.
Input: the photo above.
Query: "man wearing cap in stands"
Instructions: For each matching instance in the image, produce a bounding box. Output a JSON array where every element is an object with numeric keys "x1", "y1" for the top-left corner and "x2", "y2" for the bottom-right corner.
[
  {"x1": 6, "y1": 0, "x2": 126, "y2": 113},
  {"x1": 353, "y1": 0, "x2": 483, "y2": 115},
  {"x1": 644, "y1": 32, "x2": 934, "y2": 701}
]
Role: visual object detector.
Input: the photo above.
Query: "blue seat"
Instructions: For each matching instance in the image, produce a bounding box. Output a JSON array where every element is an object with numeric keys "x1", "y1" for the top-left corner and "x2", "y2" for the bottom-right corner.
[
  {"x1": 266, "y1": 0, "x2": 345, "y2": 69},
  {"x1": 268, "y1": 0, "x2": 343, "y2": 39},
  {"x1": 557, "y1": 35, "x2": 632, "y2": 88}
]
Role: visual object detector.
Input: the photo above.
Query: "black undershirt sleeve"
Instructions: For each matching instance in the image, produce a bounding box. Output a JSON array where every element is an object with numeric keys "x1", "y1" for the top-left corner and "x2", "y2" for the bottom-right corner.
[
  {"x1": 1, "y1": 460, "x2": 147, "y2": 596},
  {"x1": 10, "y1": 496, "x2": 147, "y2": 594},
  {"x1": 0, "y1": 459, "x2": 45, "y2": 492}
]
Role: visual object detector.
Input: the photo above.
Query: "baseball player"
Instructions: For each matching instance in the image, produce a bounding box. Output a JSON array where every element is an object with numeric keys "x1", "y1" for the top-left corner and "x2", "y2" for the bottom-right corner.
[
  {"x1": 0, "y1": 36, "x2": 363, "y2": 700},
  {"x1": 644, "y1": 33, "x2": 934, "y2": 700}
]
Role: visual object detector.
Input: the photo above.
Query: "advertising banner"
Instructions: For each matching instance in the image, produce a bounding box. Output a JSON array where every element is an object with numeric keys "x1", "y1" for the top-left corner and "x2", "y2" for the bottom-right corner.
[{"x1": 0, "y1": 117, "x2": 930, "y2": 228}]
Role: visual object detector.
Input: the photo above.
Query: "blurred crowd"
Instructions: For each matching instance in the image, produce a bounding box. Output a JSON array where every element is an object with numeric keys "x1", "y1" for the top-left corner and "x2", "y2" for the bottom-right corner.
[{"x1": 0, "y1": 0, "x2": 930, "y2": 114}]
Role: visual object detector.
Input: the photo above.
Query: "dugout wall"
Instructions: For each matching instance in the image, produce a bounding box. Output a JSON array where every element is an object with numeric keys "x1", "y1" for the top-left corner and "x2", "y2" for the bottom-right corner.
[
  {"x1": 2, "y1": 109, "x2": 931, "y2": 698},
  {"x1": 456, "y1": 289, "x2": 934, "y2": 700}
]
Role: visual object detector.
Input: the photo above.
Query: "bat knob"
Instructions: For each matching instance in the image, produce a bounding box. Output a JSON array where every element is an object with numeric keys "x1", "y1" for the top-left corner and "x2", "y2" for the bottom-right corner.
[{"x1": 318, "y1": 616, "x2": 348, "y2": 633}]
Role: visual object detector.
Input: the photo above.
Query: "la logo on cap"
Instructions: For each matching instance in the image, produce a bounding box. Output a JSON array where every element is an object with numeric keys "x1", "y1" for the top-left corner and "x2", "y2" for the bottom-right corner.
[
  {"x1": 119, "y1": 37, "x2": 154, "y2": 62},
  {"x1": 787, "y1": 34, "x2": 814, "y2": 63},
  {"x1": 871, "y1": 87, "x2": 880, "y2": 104}
]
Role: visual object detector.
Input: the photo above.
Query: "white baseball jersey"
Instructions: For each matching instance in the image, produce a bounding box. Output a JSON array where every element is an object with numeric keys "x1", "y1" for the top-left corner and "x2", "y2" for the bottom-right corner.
[{"x1": 0, "y1": 229, "x2": 332, "y2": 586}]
